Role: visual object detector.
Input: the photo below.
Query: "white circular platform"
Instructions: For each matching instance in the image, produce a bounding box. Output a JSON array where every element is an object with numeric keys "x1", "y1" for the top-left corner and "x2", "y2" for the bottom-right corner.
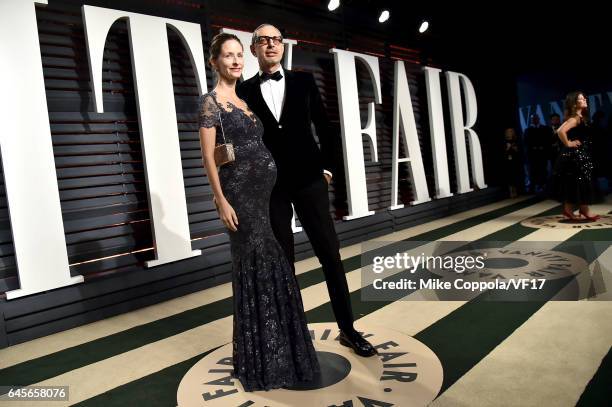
[{"x1": 177, "y1": 322, "x2": 443, "y2": 406}]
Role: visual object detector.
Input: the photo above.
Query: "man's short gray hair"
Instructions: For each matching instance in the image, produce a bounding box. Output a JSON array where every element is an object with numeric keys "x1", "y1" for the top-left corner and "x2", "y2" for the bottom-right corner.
[{"x1": 251, "y1": 23, "x2": 279, "y2": 45}]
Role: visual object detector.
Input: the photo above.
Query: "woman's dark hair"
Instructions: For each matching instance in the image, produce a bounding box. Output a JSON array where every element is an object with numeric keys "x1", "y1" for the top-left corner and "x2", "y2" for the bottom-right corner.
[
  {"x1": 208, "y1": 32, "x2": 243, "y2": 67},
  {"x1": 564, "y1": 91, "x2": 589, "y2": 124}
]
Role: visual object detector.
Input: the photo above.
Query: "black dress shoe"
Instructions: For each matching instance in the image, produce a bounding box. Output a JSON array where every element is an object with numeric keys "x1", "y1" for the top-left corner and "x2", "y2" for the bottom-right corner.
[{"x1": 338, "y1": 329, "x2": 378, "y2": 357}]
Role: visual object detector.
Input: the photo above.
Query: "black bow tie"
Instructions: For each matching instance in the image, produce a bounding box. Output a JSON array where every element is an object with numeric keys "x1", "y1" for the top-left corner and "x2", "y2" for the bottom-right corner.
[{"x1": 259, "y1": 71, "x2": 283, "y2": 82}]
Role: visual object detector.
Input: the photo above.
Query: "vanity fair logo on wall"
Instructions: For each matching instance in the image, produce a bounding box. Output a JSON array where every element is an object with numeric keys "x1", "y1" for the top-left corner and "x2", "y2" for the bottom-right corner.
[
  {"x1": 0, "y1": 0, "x2": 487, "y2": 299},
  {"x1": 176, "y1": 323, "x2": 443, "y2": 407}
]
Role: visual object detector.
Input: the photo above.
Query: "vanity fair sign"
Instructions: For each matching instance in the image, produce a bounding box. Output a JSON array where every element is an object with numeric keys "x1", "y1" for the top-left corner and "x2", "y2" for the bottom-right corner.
[{"x1": 0, "y1": 0, "x2": 486, "y2": 299}]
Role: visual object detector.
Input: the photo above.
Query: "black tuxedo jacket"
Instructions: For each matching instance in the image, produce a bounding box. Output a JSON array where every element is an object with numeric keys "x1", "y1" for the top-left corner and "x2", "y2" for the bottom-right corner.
[{"x1": 237, "y1": 70, "x2": 342, "y2": 190}]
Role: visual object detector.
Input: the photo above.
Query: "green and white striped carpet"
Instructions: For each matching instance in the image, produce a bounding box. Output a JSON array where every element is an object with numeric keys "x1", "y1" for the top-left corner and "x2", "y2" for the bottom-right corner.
[{"x1": 0, "y1": 195, "x2": 610, "y2": 406}]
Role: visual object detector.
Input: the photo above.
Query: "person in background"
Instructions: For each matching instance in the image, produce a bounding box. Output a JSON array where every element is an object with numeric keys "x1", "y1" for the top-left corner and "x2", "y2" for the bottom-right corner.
[
  {"x1": 591, "y1": 110, "x2": 608, "y2": 188},
  {"x1": 606, "y1": 112, "x2": 612, "y2": 189},
  {"x1": 524, "y1": 113, "x2": 551, "y2": 193},
  {"x1": 502, "y1": 127, "x2": 523, "y2": 198},
  {"x1": 552, "y1": 91, "x2": 600, "y2": 221},
  {"x1": 549, "y1": 113, "x2": 562, "y2": 163}
]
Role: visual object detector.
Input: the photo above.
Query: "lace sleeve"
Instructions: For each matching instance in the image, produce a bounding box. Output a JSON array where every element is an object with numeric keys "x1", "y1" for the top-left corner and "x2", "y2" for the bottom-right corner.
[{"x1": 198, "y1": 93, "x2": 221, "y2": 129}]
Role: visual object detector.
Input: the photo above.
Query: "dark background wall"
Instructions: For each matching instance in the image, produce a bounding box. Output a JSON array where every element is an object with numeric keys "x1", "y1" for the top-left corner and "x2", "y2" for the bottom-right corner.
[
  {"x1": 0, "y1": 0, "x2": 513, "y2": 348},
  {"x1": 412, "y1": 0, "x2": 612, "y2": 186},
  {"x1": 517, "y1": 71, "x2": 612, "y2": 131}
]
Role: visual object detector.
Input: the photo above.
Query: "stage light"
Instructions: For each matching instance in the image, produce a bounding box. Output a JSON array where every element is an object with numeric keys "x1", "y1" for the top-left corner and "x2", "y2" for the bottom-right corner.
[
  {"x1": 419, "y1": 20, "x2": 429, "y2": 33},
  {"x1": 328, "y1": 0, "x2": 340, "y2": 11},
  {"x1": 378, "y1": 10, "x2": 390, "y2": 23}
]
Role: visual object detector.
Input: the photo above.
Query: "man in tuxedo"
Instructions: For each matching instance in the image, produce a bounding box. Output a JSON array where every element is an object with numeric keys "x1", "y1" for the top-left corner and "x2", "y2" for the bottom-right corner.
[
  {"x1": 524, "y1": 114, "x2": 551, "y2": 193},
  {"x1": 237, "y1": 24, "x2": 376, "y2": 357}
]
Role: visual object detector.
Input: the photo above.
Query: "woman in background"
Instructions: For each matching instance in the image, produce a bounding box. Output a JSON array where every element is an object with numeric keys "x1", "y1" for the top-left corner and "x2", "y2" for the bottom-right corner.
[{"x1": 552, "y1": 91, "x2": 600, "y2": 221}]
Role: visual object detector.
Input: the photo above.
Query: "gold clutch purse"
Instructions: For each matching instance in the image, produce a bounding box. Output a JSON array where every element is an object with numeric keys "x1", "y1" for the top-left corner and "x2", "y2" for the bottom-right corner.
[
  {"x1": 214, "y1": 143, "x2": 235, "y2": 167},
  {"x1": 213, "y1": 109, "x2": 235, "y2": 167}
]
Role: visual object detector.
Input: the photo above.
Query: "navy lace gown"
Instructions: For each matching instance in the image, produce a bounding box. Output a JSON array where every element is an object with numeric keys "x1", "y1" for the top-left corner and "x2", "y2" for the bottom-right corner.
[
  {"x1": 552, "y1": 120, "x2": 597, "y2": 204},
  {"x1": 198, "y1": 91, "x2": 320, "y2": 391}
]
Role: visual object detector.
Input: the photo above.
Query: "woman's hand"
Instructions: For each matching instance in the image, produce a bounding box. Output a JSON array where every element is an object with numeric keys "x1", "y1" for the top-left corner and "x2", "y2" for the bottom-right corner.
[
  {"x1": 215, "y1": 197, "x2": 239, "y2": 231},
  {"x1": 567, "y1": 140, "x2": 581, "y2": 148}
]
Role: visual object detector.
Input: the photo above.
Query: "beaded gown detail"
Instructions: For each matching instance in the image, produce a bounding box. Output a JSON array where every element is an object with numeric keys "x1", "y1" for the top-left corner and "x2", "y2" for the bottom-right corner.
[
  {"x1": 552, "y1": 120, "x2": 597, "y2": 204},
  {"x1": 198, "y1": 91, "x2": 320, "y2": 391}
]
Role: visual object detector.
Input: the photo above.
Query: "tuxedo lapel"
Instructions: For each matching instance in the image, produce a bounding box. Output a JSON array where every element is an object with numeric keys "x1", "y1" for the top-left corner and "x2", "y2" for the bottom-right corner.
[
  {"x1": 246, "y1": 75, "x2": 279, "y2": 125},
  {"x1": 278, "y1": 70, "x2": 294, "y2": 124}
]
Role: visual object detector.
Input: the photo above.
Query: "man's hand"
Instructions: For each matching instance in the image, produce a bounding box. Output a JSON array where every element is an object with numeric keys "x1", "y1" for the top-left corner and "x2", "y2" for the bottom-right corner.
[{"x1": 323, "y1": 173, "x2": 332, "y2": 184}]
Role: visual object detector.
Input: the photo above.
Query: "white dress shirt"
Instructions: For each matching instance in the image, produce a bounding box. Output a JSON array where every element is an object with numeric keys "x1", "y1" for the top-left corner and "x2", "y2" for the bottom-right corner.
[
  {"x1": 258, "y1": 65, "x2": 332, "y2": 179},
  {"x1": 259, "y1": 65, "x2": 285, "y2": 122}
]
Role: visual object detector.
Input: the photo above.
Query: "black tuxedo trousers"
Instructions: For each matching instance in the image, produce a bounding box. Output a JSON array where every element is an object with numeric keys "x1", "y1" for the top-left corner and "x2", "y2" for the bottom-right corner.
[{"x1": 269, "y1": 176, "x2": 355, "y2": 333}]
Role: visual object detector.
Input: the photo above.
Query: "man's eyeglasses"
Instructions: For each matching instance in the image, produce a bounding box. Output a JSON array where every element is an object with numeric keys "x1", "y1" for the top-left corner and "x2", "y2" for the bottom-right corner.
[{"x1": 254, "y1": 35, "x2": 283, "y2": 46}]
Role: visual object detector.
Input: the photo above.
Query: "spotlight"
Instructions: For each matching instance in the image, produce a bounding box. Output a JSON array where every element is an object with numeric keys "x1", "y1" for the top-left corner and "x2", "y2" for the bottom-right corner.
[
  {"x1": 328, "y1": 0, "x2": 340, "y2": 11},
  {"x1": 378, "y1": 10, "x2": 390, "y2": 23},
  {"x1": 419, "y1": 20, "x2": 429, "y2": 33}
]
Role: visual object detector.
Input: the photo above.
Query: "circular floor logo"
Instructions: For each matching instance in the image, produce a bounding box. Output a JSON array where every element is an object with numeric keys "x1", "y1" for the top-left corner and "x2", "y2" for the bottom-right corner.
[
  {"x1": 427, "y1": 247, "x2": 588, "y2": 281},
  {"x1": 421, "y1": 246, "x2": 593, "y2": 300},
  {"x1": 177, "y1": 323, "x2": 443, "y2": 406},
  {"x1": 521, "y1": 214, "x2": 612, "y2": 229}
]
